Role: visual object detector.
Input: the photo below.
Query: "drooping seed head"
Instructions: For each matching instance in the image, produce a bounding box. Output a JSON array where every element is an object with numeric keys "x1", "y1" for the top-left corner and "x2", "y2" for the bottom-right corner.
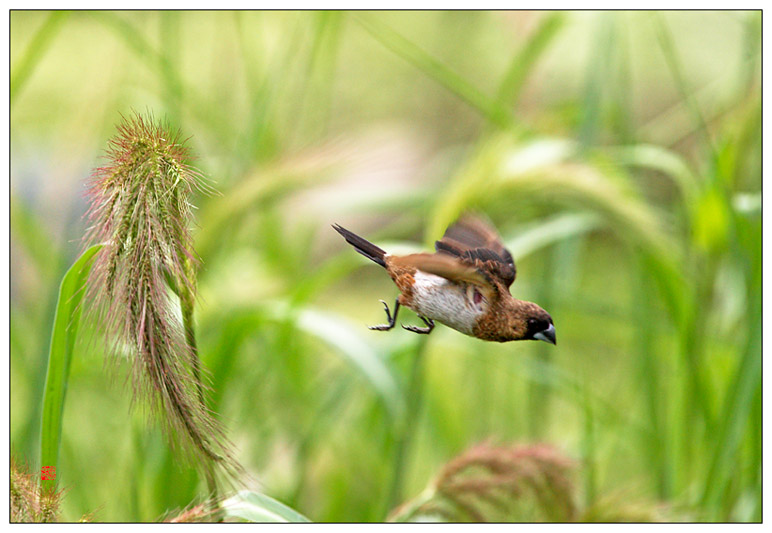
[
  {"x1": 83, "y1": 112, "x2": 238, "y2": 479},
  {"x1": 391, "y1": 442, "x2": 575, "y2": 522}
]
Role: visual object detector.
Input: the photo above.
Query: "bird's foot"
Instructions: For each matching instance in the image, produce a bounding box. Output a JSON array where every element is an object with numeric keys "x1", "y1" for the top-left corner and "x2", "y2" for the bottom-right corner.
[
  {"x1": 401, "y1": 316, "x2": 435, "y2": 335},
  {"x1": 368, "y1": 298, "x2": 400, "y2": 331}
]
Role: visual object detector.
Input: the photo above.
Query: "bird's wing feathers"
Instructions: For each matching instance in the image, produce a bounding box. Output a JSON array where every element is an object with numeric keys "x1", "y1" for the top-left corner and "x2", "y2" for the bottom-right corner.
[
  {"x1": 434, "y1": 215, "x2": 516, "y2": 288},
  {"x1": 391, "y1": 253, "x2": 497, "y2": 301}
]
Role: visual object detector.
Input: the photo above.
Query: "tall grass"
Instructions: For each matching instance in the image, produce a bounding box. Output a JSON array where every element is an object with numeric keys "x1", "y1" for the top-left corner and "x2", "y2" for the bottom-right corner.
[
  {"x1": 39, "y1": 245, "x2": 102, "y2": 494},
  {"x1": 10, "y1": 11, "x2": 760, "y2": 522}
]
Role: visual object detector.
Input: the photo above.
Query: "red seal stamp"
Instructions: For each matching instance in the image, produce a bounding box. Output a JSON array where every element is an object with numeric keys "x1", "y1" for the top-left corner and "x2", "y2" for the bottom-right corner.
[{"x1": 41, "y1": 466, "x2": 56, "y2": 481}]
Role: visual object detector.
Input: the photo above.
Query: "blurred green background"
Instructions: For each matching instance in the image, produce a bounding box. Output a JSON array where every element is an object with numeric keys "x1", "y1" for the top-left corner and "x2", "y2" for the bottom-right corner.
[{"x1": 10, "y1": 10, "x2": 760, "y2": 522}]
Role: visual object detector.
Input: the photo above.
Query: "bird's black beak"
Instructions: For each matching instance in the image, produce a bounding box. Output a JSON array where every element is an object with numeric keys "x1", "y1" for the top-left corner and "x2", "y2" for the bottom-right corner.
[{"x1": 533, "y1": 323, "x2": 556, "y2": 345}]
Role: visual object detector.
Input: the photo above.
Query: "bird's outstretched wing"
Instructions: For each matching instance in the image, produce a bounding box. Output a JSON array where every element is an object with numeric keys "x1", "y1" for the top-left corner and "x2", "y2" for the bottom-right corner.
[
  {"x1": 434, "y1": 214, "x2": 516, "y2": 289},
  {"x1": 391, "y1": 252, "x2": 498, "y2": 302}
]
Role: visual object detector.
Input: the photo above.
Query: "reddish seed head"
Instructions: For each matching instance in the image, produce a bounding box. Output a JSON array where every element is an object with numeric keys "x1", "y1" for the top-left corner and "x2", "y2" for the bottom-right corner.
[{"x1": 83, "y1": 112, "x2": 237, "y2": 477}]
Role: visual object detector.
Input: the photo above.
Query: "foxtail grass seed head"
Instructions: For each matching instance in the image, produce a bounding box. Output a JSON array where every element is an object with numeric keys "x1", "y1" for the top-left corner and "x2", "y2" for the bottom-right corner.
[
  {"x1": 11, "y1": 457, "x2": 63, "y2": 523},
  {"x1": 165, "y1": 502, "x2": 219, "y2": 523},
  {"x1": 393, "y1": 443, "x2": 576, "y2": 522},
  {"x1": 84, "y1": 113, "x2": 238, "y2": 480}
]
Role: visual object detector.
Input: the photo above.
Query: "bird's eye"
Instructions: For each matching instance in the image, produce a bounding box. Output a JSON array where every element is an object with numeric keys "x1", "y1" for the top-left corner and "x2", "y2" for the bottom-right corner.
[{"x1": 473, "y1": 288, "x2": 483, "y2": 305}]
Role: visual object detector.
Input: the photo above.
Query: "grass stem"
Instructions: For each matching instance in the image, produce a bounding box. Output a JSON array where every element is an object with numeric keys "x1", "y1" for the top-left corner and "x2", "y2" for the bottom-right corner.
[
  {"x1": 385, "y1": 335, "x2": 429, "y2": 516},
  {"x1": 178, "y1": 270, "x2": 218, "y2": 501}
]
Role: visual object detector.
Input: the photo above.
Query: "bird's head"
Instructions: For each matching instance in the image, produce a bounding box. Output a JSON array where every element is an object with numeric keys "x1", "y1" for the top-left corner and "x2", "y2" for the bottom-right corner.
[
  {"x1": 523, "y1": 308, "x2": 556, "y2": 345},
  {"x1": 486, "y1": 299, "x2": 556, "y2": 344}
]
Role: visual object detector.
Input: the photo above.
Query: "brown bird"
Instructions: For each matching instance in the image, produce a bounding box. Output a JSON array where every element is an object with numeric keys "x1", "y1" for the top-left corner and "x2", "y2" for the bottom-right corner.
[{"x1": 332, "y1": 215, "x2": 556, "y2": 344}]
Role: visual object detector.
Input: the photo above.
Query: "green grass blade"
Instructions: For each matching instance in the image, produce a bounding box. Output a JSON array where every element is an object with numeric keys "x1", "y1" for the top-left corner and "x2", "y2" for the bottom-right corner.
[
  {"x1": 633, "y1": 262, "x2": 671, "y2": 500},
  {"x1": 196, "y1": 159, "x2": 340, "y2": 260},
  {"x1": 504, "y1": 212, "x2": 601, "y2": 259},
  {"x1": 233, "y1": 15, "x2": 306, "y2": 164},
  {"x1": 11, "y1": 11, "x2": 70, "y2": 103},
  {"x1": 653, "y1": 13, "x2": 715, "y2": 156},
  {"x1": 527, "y1": 235, "x2": 582, "y2": 439},
  {"x1": 293, "y1": 307, "x2": 405, "y2": 422},
  {"x1": 608, "y1": 144, "x2": 699, "y2": 204},
  {"x1": 580, "y1": 371, "x2": 598, "y2": 508},
  {"x1": 579, "y1": 13, "x2": 615, "y2": 146},
  {"x1": 739, "y1": 12, "x2": 761, "y2": 93},
  {"x1": 299, "y1": 11, "x2": 344, "y2": 136},
  {"x1": 355, "y1": 14, "x2": 516, "y2": 130},
  {"x1": 224, "y1": 490, "x2": 312, "y2": 522},
  {"x1": 159, "y1": 11, "x2": 183, "y2": 124},
  {"x1": 89, "y1": 11, "x2": 185, "y2": 99},
  {"x1": 11, "y1": 195, "x2": 64, "y2": 281},
  {"x1": 699, "y1": 290, "x2": 761, "y2": 517},
  {"x1": 11, "y1": 196, "x2": 68, "y2": 463},
  {"x1": 495, "y1": 12, "x2": 565, "y2": 108},
  {"x1": 39, "y1": 244, "x2": 102, "y2": 491},
  {"x1": 385, "y1": 336, "x2": 428, "y2": 514},
  {"x1": 243, "y1": 300, "x2": 404, "y2": 422}
]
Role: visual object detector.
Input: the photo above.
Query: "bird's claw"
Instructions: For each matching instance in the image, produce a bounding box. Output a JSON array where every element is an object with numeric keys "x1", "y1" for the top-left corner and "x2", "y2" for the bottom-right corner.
[
  {"x1": 368, "y1": 297, "x2": 400, "y2": 331},
  {"x1": 401, "y1": 316, "x2": 435, "y2": 335}
]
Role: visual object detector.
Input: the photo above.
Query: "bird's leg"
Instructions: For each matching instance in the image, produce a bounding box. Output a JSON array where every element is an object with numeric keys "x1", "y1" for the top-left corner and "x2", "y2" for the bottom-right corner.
[
  {"x1": 368, "y1": 298, "x2": 400, "y2": 331},
  {"x1": 402, "y1": 316, "x2": 435, "y2": 335}
]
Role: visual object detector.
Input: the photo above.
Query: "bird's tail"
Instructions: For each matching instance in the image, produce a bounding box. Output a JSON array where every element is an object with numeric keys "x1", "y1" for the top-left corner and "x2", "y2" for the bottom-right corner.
[{"x1": 332, "y1": 224, "x2": 387, "y2": 268}]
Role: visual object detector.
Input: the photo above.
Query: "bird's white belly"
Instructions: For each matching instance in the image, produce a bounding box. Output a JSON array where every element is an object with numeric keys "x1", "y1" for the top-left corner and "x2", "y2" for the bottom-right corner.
[{"x1": 409, "y1": 271, "x2": 484, "y2": 335}]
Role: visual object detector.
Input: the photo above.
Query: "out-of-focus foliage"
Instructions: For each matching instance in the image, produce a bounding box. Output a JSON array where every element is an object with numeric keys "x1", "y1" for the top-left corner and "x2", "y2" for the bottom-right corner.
[{"x1": 11, "y1": 11, "x2": 760, "y2": 522}]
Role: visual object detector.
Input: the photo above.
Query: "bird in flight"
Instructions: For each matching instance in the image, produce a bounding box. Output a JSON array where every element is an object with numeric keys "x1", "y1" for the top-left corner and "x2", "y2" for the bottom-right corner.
[{"x1": 333, "y1": 215, "x2": 556, "y2": 344}]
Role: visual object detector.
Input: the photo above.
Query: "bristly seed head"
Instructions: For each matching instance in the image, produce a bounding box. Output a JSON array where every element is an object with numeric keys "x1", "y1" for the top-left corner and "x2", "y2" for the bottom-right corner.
[
  {"x1": 390, "y1": 442, "x2": 576, "y2": 522},
  {"x1": 11, "y1": 457, "x2": 64, "y2": 523},
  {"x1": 83, "y1": 112, "x2": 238, "y2": 479}
]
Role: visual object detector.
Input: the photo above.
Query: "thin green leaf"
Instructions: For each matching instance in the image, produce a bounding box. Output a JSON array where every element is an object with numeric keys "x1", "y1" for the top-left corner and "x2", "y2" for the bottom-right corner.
[
  {"x1": 10, "y1": 195, "x2": 63, "y2": 282},
  {"x1": 196, "y1": 154, "x2": 342, "y2": 260},
  {"x1": 431, "y1": 137, "x2": 676, "y2": 259},
  {"x1": 495, "y1": 12, "x2": 565, "y2": 108},
  {"x1": 224, "y1": 490, "x2": 312, "y2": 522},
  {"x1": 653, "y1": 12, "x2": 716, "y2": 157},
  {"x1": 700, "y1": 291, "x2": 761, "y2": 517},
  {"x1": 608, "y1": 144, "x2": 699, "y2": 205},
  {"x1": 293, "y1": 307, "x2": 405, "y2": 422},
  {"x1": 88, "y1": 11, "x2": 184, "y2": 98},
  {"x1": 40, "y1": 244, "x2": 102, "y2": 491},
  {"x1": 504, "y1": 212, "x2": 601, "y2": 259},
  {"x1": 11, "y1": 11, "x2": 70, "y2": 102},
  {"x1": 355, "y1": 14, "x2": 516, "y2": 130},
  {"x1": 243, "y1": 300, "x2": 404, "y2": 422},
  {"x1": 579, "y1": 13, "x2": 615, "y2": 147}
]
